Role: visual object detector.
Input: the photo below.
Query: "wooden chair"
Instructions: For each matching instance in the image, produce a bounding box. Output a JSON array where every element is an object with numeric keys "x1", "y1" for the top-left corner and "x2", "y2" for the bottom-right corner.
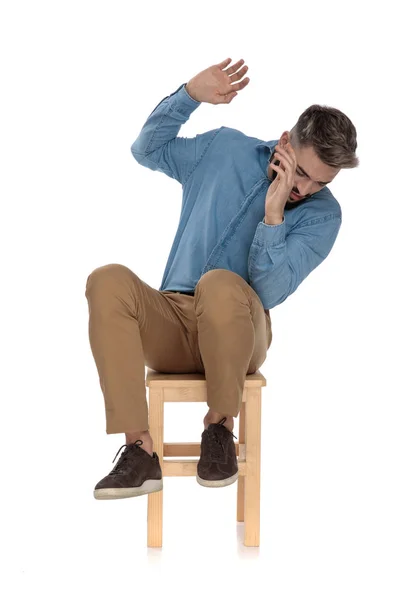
[{"x1": 146, "y1": 368, "x2": 266, "y2": 548}]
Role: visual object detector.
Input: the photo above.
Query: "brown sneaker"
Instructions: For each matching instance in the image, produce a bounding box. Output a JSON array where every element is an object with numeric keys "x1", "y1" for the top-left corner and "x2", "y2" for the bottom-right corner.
[
  {"x1": 196, "y1": 417, "x2": 238, "y2": 488},
  {"x1": 94, "y1": 440, "x2": 163, "y2": 500}
]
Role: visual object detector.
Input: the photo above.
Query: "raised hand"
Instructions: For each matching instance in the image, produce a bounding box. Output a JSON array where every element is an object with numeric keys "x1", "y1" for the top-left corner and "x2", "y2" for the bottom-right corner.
[{"x1": 185, "y1": 57, "x2": 250, "y2": 104}]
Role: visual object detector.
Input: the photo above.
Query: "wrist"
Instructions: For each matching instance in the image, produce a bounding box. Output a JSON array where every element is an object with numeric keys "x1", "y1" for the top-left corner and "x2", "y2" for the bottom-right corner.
[
  {"x1": 185, "y1": 82, "x2": 201, "y2": 103},
  {"x1": 264, "y1": 212, "x2": 284, "y2": 225}
]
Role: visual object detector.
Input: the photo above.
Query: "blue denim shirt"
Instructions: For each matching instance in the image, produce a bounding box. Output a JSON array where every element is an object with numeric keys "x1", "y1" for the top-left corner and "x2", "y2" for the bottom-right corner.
[{"x1": 131, "y1": 83, "x2": 342, "y2": 310}]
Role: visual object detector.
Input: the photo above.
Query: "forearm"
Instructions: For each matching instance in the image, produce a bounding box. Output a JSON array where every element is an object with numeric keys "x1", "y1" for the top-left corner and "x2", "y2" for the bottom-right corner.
[
  {"x1": 131, "y1": 83, "x2": 200, "y2": 159},
  {"x1": 250, "y1": 214, "x2": 342, "y2": 309},
  {"x1": 264, "y1": 196, "x2": 284, "y2": 225},
  {"x1": 248, "y1": 219, "x2": 292, "y2": 309}
]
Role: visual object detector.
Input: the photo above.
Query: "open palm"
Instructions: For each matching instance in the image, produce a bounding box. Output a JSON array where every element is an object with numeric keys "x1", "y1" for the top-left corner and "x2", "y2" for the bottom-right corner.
[{"x1": 186, "y1": 58, "x2": 250, "y2": 104}]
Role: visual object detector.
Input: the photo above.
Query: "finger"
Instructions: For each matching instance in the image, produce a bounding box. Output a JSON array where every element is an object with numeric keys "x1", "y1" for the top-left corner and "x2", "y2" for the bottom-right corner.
[
  {"x1": 274, "y1": 149, "x2": 293, "y2": 171},
  {"x1": 287, "y1": 142, "x2": 296, "y2": 156},
  {"x1": 274, "y1": 157, "x2": 293, "y2": 184},
  {"x1": 225, "y1": 58, "x2": 244, "y2": 75},
  {"x1": 283, "y1": 143, "x2": 297, "y2": 168},
  {"x1": 229, "y1": 64, "x2": 249, "y2": 82},
  {"x1": 275, "y1": 147, "x2": 296, "y2": 174},
  {"x1": 270, "y1": 163, "x2": 285, "y2": 178},
  {"x1": 288, "y1": 144, "x2": 298, "y2": 168},
  {"x1": 217, "y1": 57, "x2": 232, "y2": 69},
  {"x1": 228, "y1": 77, "x2": 250, "y2": 93},
  {"x1": 216, "y1": 91, "x2": 238, "y2": 104},
  {"x1": 275, "y1": 144, "x2": 294, "y2": 161},
  {"x1": 226, "y1": 91, "x2": 238, "y2": 103}
]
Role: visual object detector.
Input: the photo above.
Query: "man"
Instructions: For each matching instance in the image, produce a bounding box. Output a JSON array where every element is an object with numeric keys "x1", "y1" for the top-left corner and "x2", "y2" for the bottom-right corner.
[{"x1": 85, "y1": 57, "x2": 358, "y2": 499}]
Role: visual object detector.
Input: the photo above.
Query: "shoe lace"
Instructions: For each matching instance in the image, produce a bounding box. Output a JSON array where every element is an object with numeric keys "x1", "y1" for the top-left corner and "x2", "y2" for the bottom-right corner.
[
  {"x1": 203, "y1": 417, "x2": 237, "y2": 462},
  {"x1": 110, "y1": 440, "x2": 144, "y2": 475}
]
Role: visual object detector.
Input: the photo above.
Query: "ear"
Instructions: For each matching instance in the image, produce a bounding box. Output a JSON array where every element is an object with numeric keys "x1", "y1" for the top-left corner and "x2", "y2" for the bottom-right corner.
[{"x1": 279, "y1": 131, "x2": 291, "y2": 146}]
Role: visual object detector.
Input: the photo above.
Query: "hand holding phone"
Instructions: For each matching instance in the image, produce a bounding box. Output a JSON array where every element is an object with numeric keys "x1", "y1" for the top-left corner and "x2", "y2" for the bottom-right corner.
[{"x1": 265, "y1": 142, "x2": 297, "y2": 219}]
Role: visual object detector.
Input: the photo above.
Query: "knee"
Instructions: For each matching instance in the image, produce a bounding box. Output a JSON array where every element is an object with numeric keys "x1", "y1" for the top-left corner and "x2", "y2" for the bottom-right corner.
[
  {"x1": 196, "y1": 269, "x2": 245, "y2": 293},
  {"x1": 85, "y1": 263, "x2": 136, "y2": 295},
  {"x1": 196, "y1": 269, "x2": 246, "y2": 292},
  {"x1": 195, "y1": 269, "x2": 251, "y2": 314}
]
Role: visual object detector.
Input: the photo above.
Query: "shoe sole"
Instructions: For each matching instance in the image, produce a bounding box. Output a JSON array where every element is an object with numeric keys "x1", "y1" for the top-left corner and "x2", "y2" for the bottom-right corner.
[
  {"x1": 94, "y1": 479, "x2": 163, "y2": 500},
  {"x1": 196, "y1": 471, "x2": 239, "y2": 488}
]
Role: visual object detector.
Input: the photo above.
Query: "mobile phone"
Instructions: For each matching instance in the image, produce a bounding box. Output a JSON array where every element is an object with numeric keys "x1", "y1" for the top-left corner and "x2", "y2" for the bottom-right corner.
[{"x1": 271, "y1": 158, "x2": 280, "y2": 181}]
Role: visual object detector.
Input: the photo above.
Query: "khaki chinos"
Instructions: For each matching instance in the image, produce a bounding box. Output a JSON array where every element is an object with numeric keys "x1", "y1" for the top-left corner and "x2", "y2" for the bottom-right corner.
[{"x1": 85, "y1": 265, "x2": 272, "y2": 434}]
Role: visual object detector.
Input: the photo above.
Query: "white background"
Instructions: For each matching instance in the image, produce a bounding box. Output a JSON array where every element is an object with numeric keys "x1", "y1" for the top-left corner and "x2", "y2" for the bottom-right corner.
[{"x1": 1, "y1": 1, "x2": 399, "y2": 598}]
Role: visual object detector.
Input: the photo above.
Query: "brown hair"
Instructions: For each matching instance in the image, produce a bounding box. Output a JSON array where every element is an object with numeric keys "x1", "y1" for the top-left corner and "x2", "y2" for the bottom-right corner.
[{"x1": 290, "y1": 104, "x2": 359, "y2": 169}]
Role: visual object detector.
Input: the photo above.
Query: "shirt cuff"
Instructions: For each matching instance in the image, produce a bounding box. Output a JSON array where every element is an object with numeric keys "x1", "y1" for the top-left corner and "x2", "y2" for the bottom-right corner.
[
  {"x1": 168, "y1": 83, "x2": 201, "y2": 117},
  {"x1": 253, "y1": 217, "x2": 286, "y2": 247}
]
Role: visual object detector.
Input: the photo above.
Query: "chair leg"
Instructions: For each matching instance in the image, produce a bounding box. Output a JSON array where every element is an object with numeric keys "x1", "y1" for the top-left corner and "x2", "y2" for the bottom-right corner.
[
  {"x1": 147, "y1": 388, "x2": 164, "y2": 548},
  {"x1": 237, "y1": 403, "x2": 246, "y2": 522},
  {"x1": 244, "y1": 388, "x2": 262, "y2": 547}
]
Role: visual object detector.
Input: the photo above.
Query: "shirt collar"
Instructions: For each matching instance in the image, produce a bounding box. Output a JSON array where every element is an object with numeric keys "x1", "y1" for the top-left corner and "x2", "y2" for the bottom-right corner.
[
  {"x1": 255, "y1": 139, "x2": 279, "y2": 155},
  {"x1": 256, "y1": 139, "x2": 279, "y2": 181}
]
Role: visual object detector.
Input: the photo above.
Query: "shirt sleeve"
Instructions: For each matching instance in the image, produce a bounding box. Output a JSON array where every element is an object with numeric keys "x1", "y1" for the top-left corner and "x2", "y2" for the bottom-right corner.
[
  {"x1": 130, "y1": 83, "x2": 221, "y2": 185},
  {"x1": 248, "y1": 214, "x2": 342, "y2": 309}
]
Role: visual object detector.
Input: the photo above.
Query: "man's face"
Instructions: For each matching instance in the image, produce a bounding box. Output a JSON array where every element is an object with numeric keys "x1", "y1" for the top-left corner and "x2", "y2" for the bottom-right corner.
[{"x1": 268, "y1": 134, "x2": 340, "y2": 208}]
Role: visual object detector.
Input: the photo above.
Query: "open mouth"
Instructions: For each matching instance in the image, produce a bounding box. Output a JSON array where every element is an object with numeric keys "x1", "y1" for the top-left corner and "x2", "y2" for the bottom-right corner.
[{"x1": 290, "y1": 191, "x2": 303, "y2": 200}]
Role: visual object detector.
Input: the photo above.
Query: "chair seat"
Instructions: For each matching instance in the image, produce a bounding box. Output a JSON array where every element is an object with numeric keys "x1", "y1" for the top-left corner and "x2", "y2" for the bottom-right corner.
[{"x1": 146, "y1": 368, "x2": 266, "y2": 388}]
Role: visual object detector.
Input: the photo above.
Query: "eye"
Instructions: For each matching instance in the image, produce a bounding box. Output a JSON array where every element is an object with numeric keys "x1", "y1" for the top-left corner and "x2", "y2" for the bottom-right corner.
[{"x1": 296, "y1": 169, "x2": 305, "y2": 176}]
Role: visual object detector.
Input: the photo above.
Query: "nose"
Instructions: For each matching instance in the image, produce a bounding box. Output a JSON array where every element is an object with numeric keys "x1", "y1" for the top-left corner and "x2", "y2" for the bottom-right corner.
[{"x1": 296, "y1": 180, "x2": 314, "y2": 197}]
